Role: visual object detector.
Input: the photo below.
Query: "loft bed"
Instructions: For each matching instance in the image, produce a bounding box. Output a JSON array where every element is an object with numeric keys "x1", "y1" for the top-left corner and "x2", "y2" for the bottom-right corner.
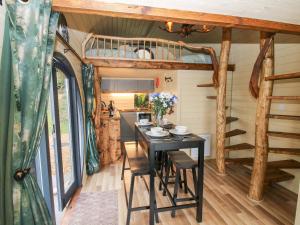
[{"x1": 82, "y1": 34, "x2": 234, "y2": 87}]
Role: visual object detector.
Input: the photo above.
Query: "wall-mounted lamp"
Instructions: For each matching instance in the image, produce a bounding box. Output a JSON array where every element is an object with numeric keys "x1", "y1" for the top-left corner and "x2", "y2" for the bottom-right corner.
[{"x1": 165, "y1": 76, "x2": 173, "y2": 83}]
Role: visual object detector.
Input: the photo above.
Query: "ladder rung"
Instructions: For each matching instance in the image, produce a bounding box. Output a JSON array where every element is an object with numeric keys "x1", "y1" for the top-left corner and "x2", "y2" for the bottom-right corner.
[
  {"x1": 226, "y1": 117, "x2": 239, "y2": 124},
  {"x1": 267, "y1": 96, "x2": 300, "y2": 100},
  {"x1": 267, "y1": 131, "x2": 300, "y2": 139},
  {"x1": 265, "y1": 72, "x2": 300, "y2": 81},
  {"x1": 225, "y1": 129, "x2": 246, "y2": 138},
  {"x1": 267, "y1": 114, "x2": 300, "y2": 121},
  {"x1": 197, "y1": 83, "x2": 215, "y2": 87},
  {"x1": 269, "y1": 147, "x2": 300, "y2": 155}
]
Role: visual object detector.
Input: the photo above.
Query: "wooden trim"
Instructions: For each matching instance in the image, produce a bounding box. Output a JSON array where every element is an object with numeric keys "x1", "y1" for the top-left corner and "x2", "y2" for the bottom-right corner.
[
  {"x1": 83, "y1": 58, "x2": 235, "y2": 71},
  {"x1": 52, "y1": 0, "x2": 300, "y2": 35}
]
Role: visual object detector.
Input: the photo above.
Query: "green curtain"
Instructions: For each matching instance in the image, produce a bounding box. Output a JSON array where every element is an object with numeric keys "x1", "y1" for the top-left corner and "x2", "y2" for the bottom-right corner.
[
  {"x1": 5, "y1": 0, "x2": 59, "y2": 224},
  {"x1": 0, "y1": 11, "x2": 14, "y2": 225},
  {"x1": 82, "y1": 64, "x2": 100, "y2": 175}
]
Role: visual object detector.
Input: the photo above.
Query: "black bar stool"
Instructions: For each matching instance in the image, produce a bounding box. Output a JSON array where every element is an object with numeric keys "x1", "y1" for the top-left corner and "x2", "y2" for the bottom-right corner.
[
  {"x1": 121, "y1": 142, "x2": 159, "y2": 225},
  {"x1": 163, "y1": 151, "x2": 198, "y2": 217}
]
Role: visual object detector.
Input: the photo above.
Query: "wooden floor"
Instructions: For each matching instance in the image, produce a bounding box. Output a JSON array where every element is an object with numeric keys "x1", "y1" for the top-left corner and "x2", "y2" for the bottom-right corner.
[{"x1": 62, "y1": 153, "x2": 297, "y2": 225}]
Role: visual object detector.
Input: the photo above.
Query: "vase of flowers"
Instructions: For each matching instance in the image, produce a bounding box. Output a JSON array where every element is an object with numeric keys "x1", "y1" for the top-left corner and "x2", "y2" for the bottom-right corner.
[{"x1": 149, "y1": 92, "x2": 178, "y2": 126}]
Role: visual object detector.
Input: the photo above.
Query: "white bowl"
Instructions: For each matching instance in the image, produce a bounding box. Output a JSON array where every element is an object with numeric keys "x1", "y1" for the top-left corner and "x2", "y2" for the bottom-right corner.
[
  {"x1": 151, "y1": 127, "x2": 163, "y2": 134},
  {"x1": 140, "y1": 119, "x2": 149, "y2": 124},
  {"x1": 175, "y1": 126, "x2": 187, "y2": 133}
]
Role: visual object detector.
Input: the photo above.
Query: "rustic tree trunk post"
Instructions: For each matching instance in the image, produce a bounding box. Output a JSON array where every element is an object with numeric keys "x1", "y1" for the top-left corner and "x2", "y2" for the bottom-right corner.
[
  {"x1": 248, "y1": 32, "x2": 274, "y2": 201},
  {"x1": 94, "y1": 68, "x2": 102, "y2": 155},
  {"x1": 216, "y1": 28, "x2": 232, "y2": 175}
]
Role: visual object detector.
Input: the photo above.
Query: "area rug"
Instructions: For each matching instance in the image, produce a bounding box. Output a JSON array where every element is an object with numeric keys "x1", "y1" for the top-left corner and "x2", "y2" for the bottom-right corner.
[{"x1": 67, "y1": 191, "x2": 118, "y2": 225}]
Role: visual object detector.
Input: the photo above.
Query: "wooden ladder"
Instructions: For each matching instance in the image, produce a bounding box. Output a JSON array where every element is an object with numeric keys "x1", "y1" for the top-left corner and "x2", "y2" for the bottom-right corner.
[{"x1": 248, "y1": 32, "x2": 300, "y2": 201}]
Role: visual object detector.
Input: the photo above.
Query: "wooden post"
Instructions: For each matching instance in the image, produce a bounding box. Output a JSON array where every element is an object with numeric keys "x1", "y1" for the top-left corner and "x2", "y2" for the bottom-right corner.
[
  {"x1": 249, "y1": 32, "x2": 274, "y2": 201},
  {"x1": 216, "y1": 28, "x2": 232, "y2": 175},
  {"x1": 94, "y1": 68, "x2": 102, "y2": 154}
]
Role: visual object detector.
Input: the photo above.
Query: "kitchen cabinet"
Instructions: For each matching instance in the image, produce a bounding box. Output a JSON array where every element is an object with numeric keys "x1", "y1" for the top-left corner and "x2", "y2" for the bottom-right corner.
[{"x1": 101, "y1": 78, "x2": 154, "y2": 93}]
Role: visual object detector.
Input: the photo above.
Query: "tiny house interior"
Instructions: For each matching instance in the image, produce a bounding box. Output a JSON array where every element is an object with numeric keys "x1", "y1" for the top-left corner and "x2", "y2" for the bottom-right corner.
[{"x1": 1, "y1": 1, "x2": 300, "y2": 225}]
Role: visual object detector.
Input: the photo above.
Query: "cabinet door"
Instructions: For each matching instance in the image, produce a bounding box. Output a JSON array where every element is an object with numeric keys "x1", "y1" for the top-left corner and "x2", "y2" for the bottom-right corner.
[
  {"x1": 138, "y1": 80, "x2": 154, "y2": 92},
  {"x1": 101, "y1": 79, "x2": 115, "y2": 92},
  {"x1": 115, "y1": 79, "x2": 138, "y2": 92}
]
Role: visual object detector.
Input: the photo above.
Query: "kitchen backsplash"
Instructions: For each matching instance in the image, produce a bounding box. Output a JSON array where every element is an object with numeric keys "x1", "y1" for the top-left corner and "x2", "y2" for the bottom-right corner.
[{"x1": 101, "y1": 93, "x2": 135, "y2": 110}]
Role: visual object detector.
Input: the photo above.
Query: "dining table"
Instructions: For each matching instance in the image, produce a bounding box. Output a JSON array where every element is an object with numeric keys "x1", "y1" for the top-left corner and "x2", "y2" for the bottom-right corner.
[{"x1": 134, "y1": 123, "x2": 205, "y2": 225}]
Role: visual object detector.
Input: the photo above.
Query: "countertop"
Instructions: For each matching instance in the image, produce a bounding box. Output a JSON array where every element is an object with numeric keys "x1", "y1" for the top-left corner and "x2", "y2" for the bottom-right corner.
[
  {"x1": 101, "y1": 110, "x2": 120, "y2": 121},
  {"x1": 119, "y1": 108, "x2": 152, "y2": 113}
]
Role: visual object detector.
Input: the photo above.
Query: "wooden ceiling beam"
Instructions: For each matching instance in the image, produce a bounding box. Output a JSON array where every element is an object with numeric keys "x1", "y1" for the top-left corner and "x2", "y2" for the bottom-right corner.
[
  {"x1": 83, "y1": 58, "x2": 235, "y2": 71},
  {"x1": 52, "y1": 0, "x2": 300, "y2": 35}
]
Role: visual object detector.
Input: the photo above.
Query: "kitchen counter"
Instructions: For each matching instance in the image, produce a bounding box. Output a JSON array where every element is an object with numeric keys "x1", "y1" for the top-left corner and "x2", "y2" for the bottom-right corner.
[
  {"x1": 101, "y1": 110, "x2": 120, "y2": 120},
  {"x1": 119, "y1": 108, "x2": 152, "y2": 113}
]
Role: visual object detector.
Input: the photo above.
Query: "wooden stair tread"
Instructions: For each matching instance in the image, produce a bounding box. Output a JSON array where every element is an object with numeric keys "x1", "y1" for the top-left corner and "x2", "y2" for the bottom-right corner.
[
  {"x1": 265, "y1": 72, "x2": 300, "y2": 81},
  {"x1": 225, "y1": 129, "x2": 246, "y2": 138},
  {"x1": 269, "y1": 147, "x2": 300, "y2": 155},
  {"x1": 206, "y1": 96, "x2": 217, "y2": 99},
  {"x1": 267, "y1": 131, "x2": 300, "y2": 139},
  {"x1": 267, "y1": 160, "x2": 300, "y2": 169},
  {"x1": 225, "y1": 157, "x2": 254, "y2": 165},
  {"x1": 197, "y1": 83, "x2": 215, "y2": 87},
  {"x1": 226, "y1": 158, "x2": 300, "y2": 169},
  {"x1": 265, "y1": 169, "x2": 295, "y2": 184},
  {"x1": 267, "y1": 96, "x2": 300, "y2": 100},
  {"x1": 267, "y1": 114, "x2": 300, "y2": 121},
  {"x1": 226, "y1": 116, "x2": 239, "y2": 124},
  {"x1": 225, "y1": 143, "x2": 254, "y2": 151}
]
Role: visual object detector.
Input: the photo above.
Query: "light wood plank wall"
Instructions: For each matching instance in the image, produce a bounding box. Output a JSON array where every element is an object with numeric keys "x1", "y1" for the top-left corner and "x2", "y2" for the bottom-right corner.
[
  {"x1": 176, "y1": 44, "x2": 233, "y2": 159},
  {"x1": 229, "y1": 41, "x2": 300, "y2": 193}
]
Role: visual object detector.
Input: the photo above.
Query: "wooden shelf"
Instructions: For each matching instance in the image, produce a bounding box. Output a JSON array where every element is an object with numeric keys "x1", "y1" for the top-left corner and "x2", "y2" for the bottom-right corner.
[
  {"x1": 226, "y1": 116, "x2": 239, "y2": 124},
  {"x1": 197, "y1": 83, "x2": 215, "y2": 87},
  {"x1": 267, "y1": 114, "x2": 300, "y2": 121},
  {"x1": 267, "y1": 96, "x2": 300, "y2": 100},
  {"x1": 265, "y1": 72, "x2": 300, "y2": 81},
  {"x1": 269, "y1": 147, "x2": 300, "y2": 155},
  {"x1": 225, "y1": 143, "x2": 254, "y2": 152},
  {"x1": 267, "y1": 131, "x2": 300, "y2": 139},
  {"x1": 225, "y1": 129, "x2": 246, "y2": 138}
]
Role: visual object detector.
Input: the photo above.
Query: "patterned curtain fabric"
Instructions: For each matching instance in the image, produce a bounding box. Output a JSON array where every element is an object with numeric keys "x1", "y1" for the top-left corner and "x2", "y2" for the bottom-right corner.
[
  {"x1": 82, "y1": 64, "x2": 100, "y2": 175},
  {"x1": 0, "y1": 12, "x2": 14, "y2": 225},
  {"x1": 5, "y1": 0, "x2": 59, "y2": 224}
]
